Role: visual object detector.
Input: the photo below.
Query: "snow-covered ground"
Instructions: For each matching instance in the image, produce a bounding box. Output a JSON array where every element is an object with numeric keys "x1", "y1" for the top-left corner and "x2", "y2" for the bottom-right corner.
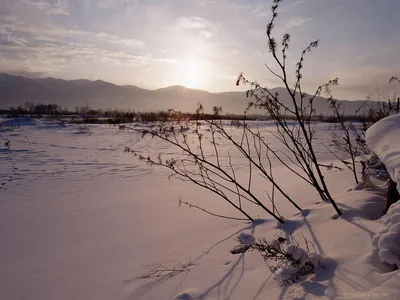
[{"x1": 1, "y1": 118, "x2": 399, "y2": 300}]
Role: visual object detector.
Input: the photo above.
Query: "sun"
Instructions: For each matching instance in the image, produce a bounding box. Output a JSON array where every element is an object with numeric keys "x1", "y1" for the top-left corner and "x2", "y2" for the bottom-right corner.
[{"x1": 177, "y1": 60, "x2": 205, "y2": 89}]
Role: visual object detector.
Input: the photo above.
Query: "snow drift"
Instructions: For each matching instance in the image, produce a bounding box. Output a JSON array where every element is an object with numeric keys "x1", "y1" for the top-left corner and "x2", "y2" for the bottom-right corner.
[
  {"x1": 371, "y1": 201, "x2": 400, "y2": 268},
  {"x1": 366, "y1": 114, "x2": 400, "y2": 194},
  {"x1": 367, "y1": 114, "x2": 400, "y2": 269}
]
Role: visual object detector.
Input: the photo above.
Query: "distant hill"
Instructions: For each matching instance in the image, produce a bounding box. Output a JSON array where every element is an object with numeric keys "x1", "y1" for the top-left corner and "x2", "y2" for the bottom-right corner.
[{"x1": 0, "y1": 73, "x2": 375, "y2": 115}]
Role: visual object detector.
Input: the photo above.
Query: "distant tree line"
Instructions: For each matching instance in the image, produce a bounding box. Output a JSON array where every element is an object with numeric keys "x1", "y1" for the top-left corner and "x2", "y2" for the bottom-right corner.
[{"x1": 0, "y1": 98, "x2": 398, "y2": 124}]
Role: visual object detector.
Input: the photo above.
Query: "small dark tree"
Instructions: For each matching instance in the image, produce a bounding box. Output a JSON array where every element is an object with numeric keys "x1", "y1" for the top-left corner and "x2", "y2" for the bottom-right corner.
[
  {"x1": 34, "y1": 104, "x2": 47, "y2": 118},
  {"x1": 24, "y1": 101, "x2": 35, "y2": 117},
  {"x1": 75, "y1": 105, "x2": 91, "y2": 119}
]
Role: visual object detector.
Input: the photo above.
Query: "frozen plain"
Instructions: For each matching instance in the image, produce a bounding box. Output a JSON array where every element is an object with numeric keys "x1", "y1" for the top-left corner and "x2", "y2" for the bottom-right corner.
[{"x1": 1, "y1": 118, "x2": 399, "y2": 300}]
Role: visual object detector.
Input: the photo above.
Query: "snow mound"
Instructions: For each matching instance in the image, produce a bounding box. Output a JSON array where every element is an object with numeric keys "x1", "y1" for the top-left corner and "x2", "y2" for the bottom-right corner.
[
  {"x1": 371, "y1": 201, "x2": 400, "y2": 268},
  {"x1": 355, "y1": 194, "x2": 386, "y2": 220},
  {"x1": 274, "y1": 265, "x2": 298, "y2": 282},
  {"x1": 308, "y1": 253, "x2": 325, "y2": 270},
  {"x1": 238, "y1": 232, "x2": 256, "y2": 246},
  {"x1": 366, "y1": 114, "x2": 400, "y2": 194},
  {"x1": 367, "y1": 114, "x2": 400, "y2": 268},
  {"x1": 174, "y1": 290, "x2": 197, "y2": 300},
  {"x1": 345, "y1": 192, "x2": 386, "y2": 220},
  {"x1": 273, "y1": 250, "x2": 329, "y2": 283}
]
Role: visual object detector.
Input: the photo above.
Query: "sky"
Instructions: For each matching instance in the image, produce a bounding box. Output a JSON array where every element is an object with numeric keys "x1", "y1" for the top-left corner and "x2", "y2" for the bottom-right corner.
[{"x1": 0, "y1": 0, "x2": 399, "y2": 100}]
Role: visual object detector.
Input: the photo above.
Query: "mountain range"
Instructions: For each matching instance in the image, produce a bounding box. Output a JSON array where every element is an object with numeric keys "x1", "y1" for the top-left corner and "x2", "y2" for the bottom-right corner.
[{"x1": 0, "y1": 73, "x2": 372, "y2": 115}]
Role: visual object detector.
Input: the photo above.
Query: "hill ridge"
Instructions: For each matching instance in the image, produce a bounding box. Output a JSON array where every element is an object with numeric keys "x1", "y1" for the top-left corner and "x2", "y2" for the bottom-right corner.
[{"x1": 0, "y1": 73, "x2": 371, "y2": 115}]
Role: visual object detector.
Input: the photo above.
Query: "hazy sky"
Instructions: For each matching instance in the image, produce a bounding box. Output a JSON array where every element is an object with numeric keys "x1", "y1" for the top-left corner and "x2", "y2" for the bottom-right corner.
[{"x1": 1, "y1": 0, "x2": 399, "y2": 99}]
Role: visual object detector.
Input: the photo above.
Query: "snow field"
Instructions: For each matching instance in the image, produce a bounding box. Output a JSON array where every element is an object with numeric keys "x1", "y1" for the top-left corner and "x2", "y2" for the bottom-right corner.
[{"x1": 0, "y1": 118, "x2": 399, "y2": 299}]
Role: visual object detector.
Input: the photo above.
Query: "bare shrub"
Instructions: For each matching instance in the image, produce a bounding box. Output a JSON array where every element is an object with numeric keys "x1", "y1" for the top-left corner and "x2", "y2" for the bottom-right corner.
[
  {"x1": 125, "y1": 105, "x2": 302, "y2": 224},
  {"x1": 231, "y1": 235, "x2": 322, "y2": 285},
  {"x1": 4, "y1": 139, "x2": 10, "y2": 149},
  {"x1": 327, "y1": 100, "x2": 371, "y2": 184},
  {"x1": 136, "y1": 260, "x2": 192, "y2": 283},
  {"x1": 326, "y1": 76, "x2": 400, "y2": 185},
  {"x1": 236, "y1": 0, "x2": 342, "y2": 216}
]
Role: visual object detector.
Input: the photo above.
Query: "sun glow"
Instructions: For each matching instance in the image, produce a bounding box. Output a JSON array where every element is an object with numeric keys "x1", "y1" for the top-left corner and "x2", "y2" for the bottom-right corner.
[{"x1": 177, "y1": 60, "x2": 206, "y2": 89}]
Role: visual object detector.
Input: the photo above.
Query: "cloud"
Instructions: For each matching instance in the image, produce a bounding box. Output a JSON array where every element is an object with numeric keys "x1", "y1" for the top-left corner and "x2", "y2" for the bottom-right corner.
[
  {"x1": 0, "y1": 15, "x2": 145, "y2": 48},
  {"x1": 328, "y1": 66, "x2": 400, "y2": 100},
  {"x1": 97, "y1": 0, "x2": 117, "y2": 8},
  {"x1": 253, "y1": 50, "x2": 268, "y2": 56},
  {"x1": 24, "y1": 0, "x2": 70, "y2": 15},
  {"x1": 176, "y1": 16, "x2": 210, "y2": 29},
  {"x1": 0, "y1": 28, "x2": 11, "y2": 35},
  {"x1": 96, "y1": 33, "x2": 145, "y2": 47},
  {"x1": 0, "y1": 14, "x2": 86, "y2": 37},
  {"x1": 0, "y1": 35, "x2": 28, "y2": 48},
  {"x1": 199, "y1": 30, "x2": 213, "y2": 39},
  {"x1": 356, "y1": 53, "x2": 375, "y2": 61},
  {"x1": 95, "y1": 0, "x2": 138, "y2": 9},
  {"x1": 176, "y1": 16, "x2": 217, "y2": 40},
  {"x1": 280, "y1": 0, "x2": 304, "y2": 12},
  {"x1": 0, "y1": 68, "x2": 50, "y2": 78},
  {"x1": 247, "y1": 5, "x2": 270, "y2": 17},
  {"x1": 381, "y1": 45, "x2": 400, "y2": 55},
  {"x1": 196, "y1": 0, "x2": 217, "y2": 8},
  {"x1": 356, "y1": 44, "x2": 400, "y2": 61},
  {"x1": 0, "y1": 37, "x2": 176, "y2": 73},
  {"x1": 219, "y1": 73, "x2": 238, "y2": 80},
  {"x1": 286, "y1": 16, "x2": 312, "y2": 28}
]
